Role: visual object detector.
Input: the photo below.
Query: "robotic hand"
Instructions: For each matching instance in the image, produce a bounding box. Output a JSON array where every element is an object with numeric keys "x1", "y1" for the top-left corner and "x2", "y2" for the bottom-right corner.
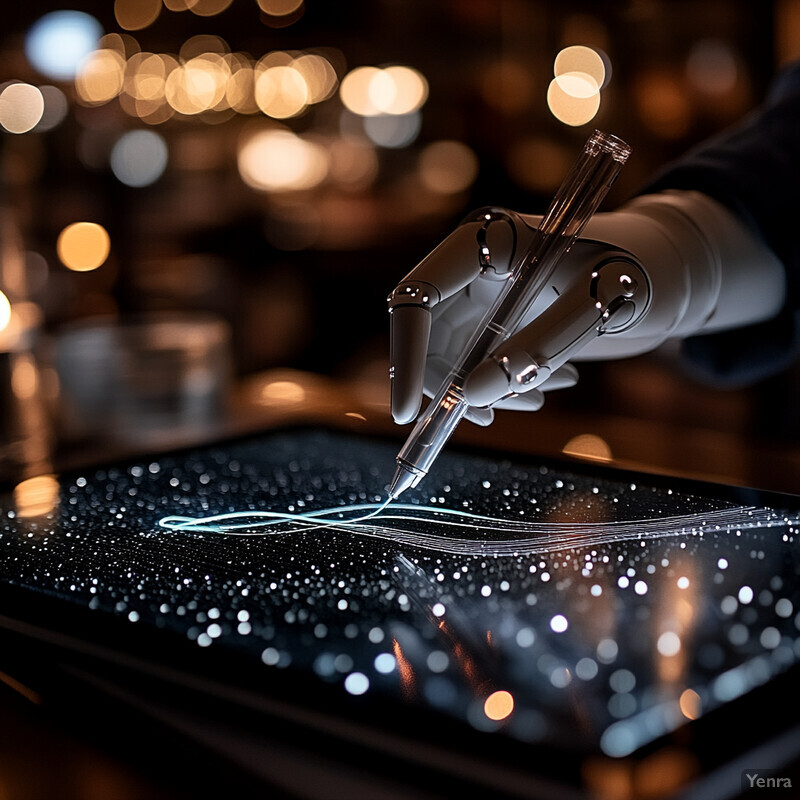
[{"x1": 388, "y1": 190, "x2": 786, "y2": 428}]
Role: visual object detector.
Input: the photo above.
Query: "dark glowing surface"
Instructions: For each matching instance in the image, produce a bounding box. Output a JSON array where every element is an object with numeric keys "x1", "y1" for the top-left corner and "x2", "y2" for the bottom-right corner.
[{"x1": 1, "y1": 428, "x2": 798, "y2": 758}]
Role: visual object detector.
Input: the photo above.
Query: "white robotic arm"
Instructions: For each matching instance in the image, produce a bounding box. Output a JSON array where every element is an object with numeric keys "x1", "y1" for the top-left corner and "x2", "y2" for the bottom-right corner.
[
  {"x1": 388, "y1": 190, "x2": 786, "y2": 425},
  {"x1": 579, "y1": 190, "x2": 786, "y2": 355}
]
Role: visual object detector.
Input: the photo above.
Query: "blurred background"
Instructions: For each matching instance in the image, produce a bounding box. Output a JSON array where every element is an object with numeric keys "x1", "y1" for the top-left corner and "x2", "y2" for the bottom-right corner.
[{"x1": 1, "y1": 0, "x2": 799, "y2": 492}]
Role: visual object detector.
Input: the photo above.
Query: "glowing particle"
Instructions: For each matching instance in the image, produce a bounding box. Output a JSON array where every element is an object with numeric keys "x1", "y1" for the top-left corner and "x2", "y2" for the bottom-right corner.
[
  {"x1": 550, "y1": 667, "x2": 572, "y2": 688},
  {"x1": 596, "y1": 638, "x2": 618, "y2": 663},
  {"x1": 550, "y1": 614, "x2": 568, "y2": 633},
  {"x1": 262, "y1": 648, "x2": 280, "y2": 665},
  {"x1": 738, "y1": 585, "x2": 754, "y2": 604},
  {"x1": 363, "y1": 110, "x2": 422, "y2": 149},
  {"x1": 57, "y1": 222, "x2": 110, "y2": 272},
  {"x1": 609, "y1": 668, "x2": 636, "y2": 694},
  {"x1": 0, "y1": 291, "x2": 11, "y2": 334},
  {"x1": 344, "y1": 672, "x2": 369, "y2": 695},
  {"x1": 775, "y1": 598, "x2": 793, "y2": 618},
  {"x1": 427, "y1": 651, "x2": 449, "y2": 673},
  {"x1": 483, "y1": 690, "x2": 514, "y2": 721},
  {"x1": 720, "y1": 595, "x2": 738, "y2": 615},
  {"x1": 110, "y1": 129, "x2": 168, "y2": 187},
  {"x1": 237, "y1": 129, "x2": 329, "y2": 192},
  {"x1": 515, "y1": 627, "x2": 535, "y2": 648},
  {"x1": 575, "y1": 657, "x2": 598, "y2": 680},
  {"x1": 374, "y1": 653, "x2": 395, "y2": 674},
  {"x1": 656, "y1": 631, "x2": 681, "y2": 657},
  {"x1": 679, "y1": 688, "x2": 701, "y2": 720},
  {"x1": 728, "y1": 623, "x2": 748, "y2": 646},
  {"x1": 760, "y1": 627, "x2": 781, "y2": 649}
]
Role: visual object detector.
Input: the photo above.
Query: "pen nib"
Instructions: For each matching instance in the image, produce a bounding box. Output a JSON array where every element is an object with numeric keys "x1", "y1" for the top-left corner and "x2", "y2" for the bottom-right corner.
[{"x1": 388, "y1": 461, "x2": 419, "y2": 499}]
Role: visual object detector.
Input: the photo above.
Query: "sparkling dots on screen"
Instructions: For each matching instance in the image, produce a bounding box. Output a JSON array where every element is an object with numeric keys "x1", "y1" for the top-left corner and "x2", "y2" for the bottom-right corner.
[{"x1": 0, "y1": 427, "x2": 797, "y2": 765}]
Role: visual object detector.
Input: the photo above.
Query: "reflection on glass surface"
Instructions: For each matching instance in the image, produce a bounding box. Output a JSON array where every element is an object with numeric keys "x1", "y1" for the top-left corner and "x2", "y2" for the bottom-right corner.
[{"x1": 0, "y1": 427, "x2": 797, "y2": 767}]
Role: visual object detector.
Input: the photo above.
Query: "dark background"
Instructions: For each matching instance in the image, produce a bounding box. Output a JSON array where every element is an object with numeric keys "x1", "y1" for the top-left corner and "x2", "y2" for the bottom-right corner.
[{"x1": 0, "y1": 0, "x2": 798, "y2": 485}]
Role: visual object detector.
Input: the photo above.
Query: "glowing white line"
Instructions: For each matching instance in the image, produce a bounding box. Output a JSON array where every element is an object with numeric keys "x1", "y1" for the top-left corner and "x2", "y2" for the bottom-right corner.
[{"x1": 157, "y1": 502, "x2": 792, "y2": 556}]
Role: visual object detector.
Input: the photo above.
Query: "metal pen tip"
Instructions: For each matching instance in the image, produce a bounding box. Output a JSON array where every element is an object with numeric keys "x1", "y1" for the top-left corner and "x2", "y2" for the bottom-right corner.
[{"x1": 388, "y1": 461, "x2": 420, "y2": 499}]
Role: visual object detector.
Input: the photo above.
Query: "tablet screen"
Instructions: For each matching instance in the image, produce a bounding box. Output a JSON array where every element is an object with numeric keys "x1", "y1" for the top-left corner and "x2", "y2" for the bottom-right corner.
[{"x1": 1, "y1": 427, "x2": 798, "y2": 763}]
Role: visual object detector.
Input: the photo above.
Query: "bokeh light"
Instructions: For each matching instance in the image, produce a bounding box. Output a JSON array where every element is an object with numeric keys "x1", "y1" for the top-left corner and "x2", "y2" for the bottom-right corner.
[
  {"x1": 257, "y1": 0, "x2": 304, "y2": 15},
  {"x1": 686, "y1": 39, "x2": 738, "y2": 95},
  {"x1": 292, "y1": 53, "x2": 338, "y2": 103},
  {"x1": 255, "y1": 64, "x2": 308, "y2": 118},
  {"x1": 563, "y1": 433, "x2": 613, "y2": 461},
  {"x1": 362, "y1": 111, "x2": 421, "y2": 148},
  {"x1": 57, "y1": 222, "x2": 111, "y2": 272},
  {"x1": 238, "y1": 128, "x2": 329, "y2": 191},
  {"x1": 110, "y1": 129, "x2": 169, "y2": 187},
  {"x1": 679, "y1": 688, "x2": 702, "y2": 720},
  {"x1": 340, "y1": 65, "x2": 427, "y2": 116},
  {"x1": 258, "y1": 0, "x2": 305, "y2": 27},
  {"x1": 548, "y1": 45, "x2": 607, "y2": 126},
  {"x1": 115, "y1": 0, "x2": 161, "y2": 31},
  {"x1": 13, "y1": 475, "x2": 60, "y2": 519},
  {"x1": 75, "y1": 48, "x2": 126, "y2": 105},
  {"x1": 370, "y1": 66, "x2": 428, "y2": 114},
  {"x1": 73, "y1": 40, "x2": 340, "y2": 125},
  {"x1": 166, "y1": 55, "x2": 228, "y2": 115},
  {"x1": 554, "y1": 71, "x2": 599, "y2": 99},
  {"x1": 484, "y1": 690, "x2": 514, "y2": 721},
  {"x1": 554, "y1": 45, "x2": 608, "y2": 89},
  {"x1": 547, "y1": 76, "x2": 601, "y2": 126},
  {"x1": 0, "y1": 83, "x2": 45, "y2": 134},
  {"x1": 35, "y1": 85, "x2": 69, "y2": 131},
  {"x1": 634, "y1": 70, "x2": 691, "y2": 139},
  {"x1": 327, "y1": 137, "x2": 378, "y2": 189},
  {"x1": 188, "y1": 0, "x2": 236, "y2": 17},
  {"x1": 180, "y1": 34, "x2": 230, "y2": 60},
  {"x1": 339, "y1": 66, "x2": 380, "y2": 115},
  {"x1": 224, "y1": 54, "x2": 258, "y2": 113},
  {"x1": 101, "y1": 32, "x2": 141, "y2": 60},
  {"x1": 418, "y1": 141, "x2": 479, "y2": 194},
  {"x1": 25, "y1": 11, "x2": 103, "y2": 81},
  {"x1": 0, "y1": 291, "x2": 11, "y2": 333}
]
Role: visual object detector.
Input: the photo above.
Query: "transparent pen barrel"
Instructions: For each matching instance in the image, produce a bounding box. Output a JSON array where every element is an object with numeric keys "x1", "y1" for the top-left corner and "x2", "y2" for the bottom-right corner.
[
  {"x1": 452, "y1": 130, "x2": 631, "y2": 384},
  {"x1": 398, "y1": 131, "x2": 631, "y2": 480}
]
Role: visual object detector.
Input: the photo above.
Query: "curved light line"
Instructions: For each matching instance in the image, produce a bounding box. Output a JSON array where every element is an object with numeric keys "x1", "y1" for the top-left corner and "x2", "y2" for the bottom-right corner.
[{"x1": 157, "y1": 502, "x2": 789, "y2": 557}]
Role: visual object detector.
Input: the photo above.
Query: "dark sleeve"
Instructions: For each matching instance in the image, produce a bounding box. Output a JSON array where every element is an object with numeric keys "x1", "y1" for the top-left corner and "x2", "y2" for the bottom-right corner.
[{"x1": 642, "y1": 61, "x2": 800, "y2": 386}]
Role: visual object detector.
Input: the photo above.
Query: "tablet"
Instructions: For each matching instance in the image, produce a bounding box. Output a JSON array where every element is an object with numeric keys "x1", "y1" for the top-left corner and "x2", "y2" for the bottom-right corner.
[{"x1": 0, "y1": 424, "x2": 797, "y2": 798}]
